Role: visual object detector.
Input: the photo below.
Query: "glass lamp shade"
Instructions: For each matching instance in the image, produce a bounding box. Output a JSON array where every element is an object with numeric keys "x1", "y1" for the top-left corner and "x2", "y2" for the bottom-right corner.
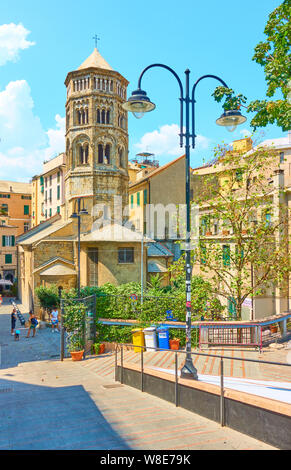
[
  {"x1": 70, "y1": 212, "x2": 78, "y2": 219},
  {"x1": 216, "y1": 110, "x2": 247, "y2": 132},
  {"x1": 79, "y1": 209, "x2": 88, "y2": 215},
  {"x1": 122, "y1": 89, "x2": 156, "y2": 116}
]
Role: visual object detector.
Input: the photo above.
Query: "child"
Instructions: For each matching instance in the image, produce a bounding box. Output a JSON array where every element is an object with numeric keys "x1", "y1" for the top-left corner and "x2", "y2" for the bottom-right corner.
[
  {"x1": 14, "y1": 330, "x2": 20, "y2": 341},
  {"x1": 50, "y1": 307, "x2": 59, "y2": 333}
]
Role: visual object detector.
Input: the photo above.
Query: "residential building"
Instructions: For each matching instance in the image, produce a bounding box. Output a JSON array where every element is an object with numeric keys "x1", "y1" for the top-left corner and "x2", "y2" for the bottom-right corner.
[
  {"x1": 191, "y1": 134, "x2": 291, "y2": 320},
  {"x1": 31, "y1": 152, "x2": 66, "y2": 227},
  {"x1": 0, "y1": 181, "x2": 32, "y2": 236},
  {"x1": 0, "y1": 217, "x2": 17, "y2": 290}
]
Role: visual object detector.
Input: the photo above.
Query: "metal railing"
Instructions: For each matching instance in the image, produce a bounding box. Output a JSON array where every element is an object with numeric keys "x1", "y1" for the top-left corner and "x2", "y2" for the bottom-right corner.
[{"x1": 114, "y1": 342, "x2": 291, "y2": 427}]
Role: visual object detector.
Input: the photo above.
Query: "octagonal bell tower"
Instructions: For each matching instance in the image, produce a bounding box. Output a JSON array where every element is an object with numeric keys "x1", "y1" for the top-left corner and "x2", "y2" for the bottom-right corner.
[{"x1": 64, "y1": 48, "x2": 129, "y2": 222}]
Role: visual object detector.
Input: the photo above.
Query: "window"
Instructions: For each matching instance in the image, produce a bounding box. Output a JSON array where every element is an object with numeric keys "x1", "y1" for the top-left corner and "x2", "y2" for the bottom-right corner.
[
  {"x1": 200, "y1": 245, "x2": 207, "y2": 265},
  {"x1": 98, "y1": 144, "x2": 103, "y2": 164},
  {"x1": 57, "y1": 186, "x2": 60, "y2": 200},
  {"x1": 130, "y1": 194, "x2": 134, "y2": 209},
  {"x1": 118, "y1": 247, "x2": 134, "y2": 264},
  {"x1": 280, "y1": 152, "x2": 285, "y2": 164},
  {"x1": 1, "y1": 204, "x2": 8, "y2": 214},
  {"x1": 0, "y1": 194, "x2": 10, "y2": 198},
  {"x1": 21, "y1": 195, "x2": 31, "y2": 200},
  {"x1": 24, "y1": 223, "x2": 29, "y2": 233},
  {"x1": 49, "y1": 189, "x2": 52, "y2": 202},
  {"x1": 222, "y1": 245, "x2": 231, "y2": 266},
  {"x1": 49, "y1": 208, "x2": 52, "y2": 217},
  {"x1": 2, "y1": 235, "x2": 15, "y2": 247},
  {"x1": 57, "y1": 206, "x2": 60, "y2": 214},
  {"x1": 5, "y1": 254, "x2": 12, "y2": 264},
  {"x1": 235, "y1": 169, "x2": 243, "y2": 182},
  {"x1": 137, "y1": 192, "x2": 140, "y2": 206},
  {"x1": 105, "y1": 144, "x2": 110, "y2": 164},
  {"x1": 24, "y1": 205, "x2": 29, "y2": 215},
  {"x1": 88, "y1": 248, "x2": 98, "y2": 286},
  {"x1": 265, "y1": 210, "x2": 272, "y2": 227},
  {"x1": 57, "y1": 171, "x2": 60, "y2": 183},
  {"x1": 143, "y1": 189, "x2": 148, "y2": 205},
  {"x1": 49, "y1": 175, "x2": 52, "y2": 186}
]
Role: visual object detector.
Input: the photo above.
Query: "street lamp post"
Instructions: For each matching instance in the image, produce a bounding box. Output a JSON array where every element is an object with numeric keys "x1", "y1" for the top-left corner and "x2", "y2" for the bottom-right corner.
[
  {"x1": 123, "y1": 64, "x2": 246, "y2": 380},
  {"x1": 70, "y1": 198, "x2": 88, "y2": 296}
]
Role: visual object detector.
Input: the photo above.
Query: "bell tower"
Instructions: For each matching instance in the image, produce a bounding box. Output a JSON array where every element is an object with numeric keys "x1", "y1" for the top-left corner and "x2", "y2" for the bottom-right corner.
[{"x1": 64, "y1": 48, "x2": 129, "y2": 221}]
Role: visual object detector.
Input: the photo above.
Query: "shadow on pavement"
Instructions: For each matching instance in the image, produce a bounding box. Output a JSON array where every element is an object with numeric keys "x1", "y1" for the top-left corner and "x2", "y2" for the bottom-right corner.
[{"x1": 0, "y1": 376, "x2": 130, "y2": 450}]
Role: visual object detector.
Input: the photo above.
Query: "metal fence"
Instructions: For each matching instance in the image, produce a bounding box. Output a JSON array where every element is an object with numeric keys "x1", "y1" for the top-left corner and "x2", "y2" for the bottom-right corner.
[
  {"x1": 60, "y1": 294, "x2": 97, "y2": 360},
  {"x1": 114, "y1": 342, "x2": 291, "y2": 427}
]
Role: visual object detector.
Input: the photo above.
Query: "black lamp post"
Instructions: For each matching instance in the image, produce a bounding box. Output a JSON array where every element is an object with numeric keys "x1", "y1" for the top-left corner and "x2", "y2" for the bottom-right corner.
[
  {"x1": 70, "y1": 198, "x2": 88, "y2": 296},
  {"x1": 123, "y1": 64, "x2": 246, "y2": 380}
]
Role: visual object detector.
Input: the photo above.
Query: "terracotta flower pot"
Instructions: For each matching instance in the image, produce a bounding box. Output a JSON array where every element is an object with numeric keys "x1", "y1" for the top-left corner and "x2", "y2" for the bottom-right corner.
[
  {"x1": 222, "y1": 230, "x2": 230, "y2": 236},
  {"x1": 206, "y1": 231, "x2": 212, "y2": 236},
  {"x1": 99, "y1": 343, "x2": 105, "y2": 354},
  {"x1": 169, "y1": 339, "x2": 180, "y2": 350},
  {"x1": 270, "y1": 325, "x2": 278, "y2": 334},
  {"x1": 70, "y1": 350, "x2": 84, "y2": 361}
]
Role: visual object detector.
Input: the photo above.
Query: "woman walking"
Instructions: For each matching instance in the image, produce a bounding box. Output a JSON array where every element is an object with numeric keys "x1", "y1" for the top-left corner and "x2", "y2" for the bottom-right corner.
[
  {"x1": 26, "y1": 310, "x2": 38, "y2": 338},
  {"x1": 11, "y1": 308, "x2": 17, "y2": 335}
]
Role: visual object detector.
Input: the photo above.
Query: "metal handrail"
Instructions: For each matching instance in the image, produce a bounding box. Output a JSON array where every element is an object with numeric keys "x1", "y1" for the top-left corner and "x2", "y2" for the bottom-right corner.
[{"x1": 114, "y1": 342, "x2": 291, "y2": 428}]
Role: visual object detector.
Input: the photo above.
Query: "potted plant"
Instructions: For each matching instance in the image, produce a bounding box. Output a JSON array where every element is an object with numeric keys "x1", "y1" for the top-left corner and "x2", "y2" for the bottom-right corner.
[
  {"x1": 270, "y1": 324, "x2": 278, "y2": 334},
  {"x1": 205, "y1": 231, "x2": 212, "y2": 236},
  {"x1": 169, "y1": 338, "x2": 180, "y2": 350},
  {"x1": 99, "y1": 343, "x2": 105, "y2": 354},
  {"x1": 68, "y1": 337, "x2": 85, "y2": 361},
  {"x1": 222, "y1": 229, "x2": 230, "y2": 236}
]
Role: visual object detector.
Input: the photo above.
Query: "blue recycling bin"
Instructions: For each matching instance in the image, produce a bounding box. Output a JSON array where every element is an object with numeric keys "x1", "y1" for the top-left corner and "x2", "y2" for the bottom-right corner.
[{"x1": 157, "y1": 325, "x2": 170, "y2": 350}]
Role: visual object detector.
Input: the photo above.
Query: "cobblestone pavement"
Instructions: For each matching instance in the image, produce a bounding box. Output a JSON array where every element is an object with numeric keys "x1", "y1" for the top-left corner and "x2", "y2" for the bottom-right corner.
[{"x1": 0, "y1": 298, "x2": 277, "y2": 450}]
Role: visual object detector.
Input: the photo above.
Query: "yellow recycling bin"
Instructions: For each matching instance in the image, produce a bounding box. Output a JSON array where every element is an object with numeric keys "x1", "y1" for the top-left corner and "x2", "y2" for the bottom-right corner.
[{"x1": 132, "y1": 328, "x2": 145, "y2": 353}]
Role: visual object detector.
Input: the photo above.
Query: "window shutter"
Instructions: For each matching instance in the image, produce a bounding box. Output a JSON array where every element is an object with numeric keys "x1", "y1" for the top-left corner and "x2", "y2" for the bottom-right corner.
[
  {"x1": 2, "y1": 235, "x2": 5, "y2": 247},
  {"x1": 12, "y1": 236, "x2": 15, "y2": 246}
]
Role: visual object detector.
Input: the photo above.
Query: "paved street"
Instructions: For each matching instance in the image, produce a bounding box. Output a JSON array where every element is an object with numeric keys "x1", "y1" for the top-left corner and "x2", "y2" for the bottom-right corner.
[{"x1": 0, "y1": 299, "x2": 278, "y2": 450}]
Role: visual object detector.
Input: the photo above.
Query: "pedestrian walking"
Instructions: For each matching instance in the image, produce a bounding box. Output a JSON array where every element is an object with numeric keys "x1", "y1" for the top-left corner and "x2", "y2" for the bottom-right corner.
[
  {"x1": 11, "y1": 308, "x2": 17, "y2": 335},
  {"x1": 26, "y1": 310, "x2": 38, "y2": 338},
  {"x1": 50, "y1": 307, "x2": 59, "y2": 333}
]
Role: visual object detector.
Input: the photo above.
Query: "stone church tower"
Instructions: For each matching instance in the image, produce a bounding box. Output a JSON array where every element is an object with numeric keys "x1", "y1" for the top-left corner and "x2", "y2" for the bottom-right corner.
[{"x1": 64, "y1": 48, "x2": 129, "y2": 221}]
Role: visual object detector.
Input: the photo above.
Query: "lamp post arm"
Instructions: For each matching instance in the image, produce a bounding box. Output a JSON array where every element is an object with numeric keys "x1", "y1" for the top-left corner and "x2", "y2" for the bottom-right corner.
[
  {"x1": 137, "y1": 63, "x2": 184, "y2": 147},
  {"x1": 191, "y1": 75, "x2": 229, "y2": 149}
]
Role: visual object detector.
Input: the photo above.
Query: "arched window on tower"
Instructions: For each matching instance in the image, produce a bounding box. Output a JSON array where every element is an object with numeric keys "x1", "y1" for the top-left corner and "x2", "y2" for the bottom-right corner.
[
  {"x1": 119, "y1": 148, "x2": 124, "y2": 168},
  {"x1": 79, "y1": 146, "x2": 84, "y2": 165},
  {"x1": 106, "y1": 110, "x2": 110, "y2": 124},
  {"x1": 105, "y1": 144, "x2": 110, "y2": 164},
  {"x1": 101, "y1": 109, "x2": 106, "y2": 124},
  {"x1": 98, "y1": 144, "x2": 103, "y2": 164},
  {"x1": 83, "y1": 110, "x2": 86, "y2": 124},
  {"x1": 97, "y1": 109, "x2": 101, "y2": 123},
  {"x1": 78, "y1": 110, "x2": 81, "y2": 125},
  {"x1": 84, "y1": 144, "x2": 89, "y2": 164}
]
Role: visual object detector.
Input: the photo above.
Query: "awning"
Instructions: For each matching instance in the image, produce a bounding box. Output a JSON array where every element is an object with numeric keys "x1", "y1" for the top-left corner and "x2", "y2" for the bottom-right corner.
[{"x1": 0, "y1": 280, "x2": 13, "y2": 286}]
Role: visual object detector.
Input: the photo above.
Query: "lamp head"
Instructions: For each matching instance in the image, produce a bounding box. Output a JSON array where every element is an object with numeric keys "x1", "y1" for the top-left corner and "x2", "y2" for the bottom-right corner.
[
  {"x1": 216, "y1": 109, "x2": 247, "y2": 132},
  {"x1": 122, "y1": 89, "x2": 156, "y2": 118},
  {"x1": 70, "y1": 212, "x2": 78, "y2": 219}
]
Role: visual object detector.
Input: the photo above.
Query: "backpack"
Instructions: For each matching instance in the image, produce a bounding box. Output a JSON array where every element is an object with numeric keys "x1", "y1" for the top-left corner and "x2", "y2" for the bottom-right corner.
[{"x1": 31, "y1": 317, "x2": 38, "y2": 326}]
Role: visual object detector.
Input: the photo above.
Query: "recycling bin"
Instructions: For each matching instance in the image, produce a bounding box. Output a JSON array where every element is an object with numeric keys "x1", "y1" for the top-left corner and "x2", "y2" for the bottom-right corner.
[
  {"x1": 132, "y1": 328, "x2": 145, "y2": 353},
  {"x1": 157, "y1": 325, "x2": 170, "y2": 350},
  {"x1": 143, "y1": 326, "x2": 157, "y2": 351}
]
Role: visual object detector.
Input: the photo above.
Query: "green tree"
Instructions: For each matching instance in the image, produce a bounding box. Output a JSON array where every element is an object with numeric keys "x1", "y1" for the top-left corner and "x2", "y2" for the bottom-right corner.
[
  {"x1": 213, "y1": 1, "x2": 291, "y2": 131},
  {"x1": 193, "y1": 143, "x2": 290, "y2": 319}
]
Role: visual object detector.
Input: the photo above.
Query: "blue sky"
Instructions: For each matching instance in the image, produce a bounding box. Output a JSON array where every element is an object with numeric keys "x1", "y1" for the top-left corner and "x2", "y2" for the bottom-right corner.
[{"x1": 0, "y1": 0, "x2": 286, "y2": 181}]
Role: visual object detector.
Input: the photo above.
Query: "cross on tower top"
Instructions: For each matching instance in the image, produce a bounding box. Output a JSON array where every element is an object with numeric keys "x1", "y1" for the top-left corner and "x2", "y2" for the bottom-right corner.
[{"x1": 93, "y1": 34, "x2": 100, "y2": 49}]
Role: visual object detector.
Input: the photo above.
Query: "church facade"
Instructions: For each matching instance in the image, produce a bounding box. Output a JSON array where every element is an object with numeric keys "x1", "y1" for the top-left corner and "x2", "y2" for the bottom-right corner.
[{"x1": 17, "y1": 49, "x2": 147, "y2": 311}]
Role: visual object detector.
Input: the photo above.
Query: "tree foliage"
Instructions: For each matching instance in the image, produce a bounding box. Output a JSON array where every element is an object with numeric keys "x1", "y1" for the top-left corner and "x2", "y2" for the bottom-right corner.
[{"x1": 213, "y1": 1, "x2": 291, "y2": 131}]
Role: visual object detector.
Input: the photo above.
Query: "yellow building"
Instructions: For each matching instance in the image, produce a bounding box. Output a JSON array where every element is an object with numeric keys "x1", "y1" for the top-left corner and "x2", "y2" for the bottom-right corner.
[{"x1": 191, "y1": 135, "x2": 291, "y2": 320}]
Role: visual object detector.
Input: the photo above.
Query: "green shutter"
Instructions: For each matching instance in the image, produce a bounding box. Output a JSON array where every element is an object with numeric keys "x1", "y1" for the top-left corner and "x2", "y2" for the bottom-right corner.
[
  {"x1": 2, "y1": 235, "x2": 5, "y2": 247},
  {"x1": 12, "y1": 236, "x2": 15, "y2": 246},
  {"x1": 5, "y1": 254, "x2": 12, "y2": 264},
  {"x1": 131, "y1": 195, "x2": 134, "y2": 209},
  {"x1": 143, "y1": 189, "x2": 147, "y2": 205},
  {"x1": 223, "y1": 245, "x2": 230, "y2": 266},
  {"x1": 200, "y1": 246, "x2": 207, "y2": 265},
  {"x1": 137, "y1": 192, "x2": 140, "y2": 206},
  {"x1": 24, "y1": 205, "x2": 29, "y2": 215}
]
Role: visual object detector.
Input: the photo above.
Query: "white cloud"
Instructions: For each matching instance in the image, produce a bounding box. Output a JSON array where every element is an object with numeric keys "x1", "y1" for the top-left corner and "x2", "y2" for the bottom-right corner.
[
  {"x1": 0, "y1": 80, "x2": 65, "y2": 181},
  {"x1": 0, "y1": 23, "x2": 35, "y2": 66},
  {"x1": 134, "y1": 123, "x2": 210, "y2": 157}
]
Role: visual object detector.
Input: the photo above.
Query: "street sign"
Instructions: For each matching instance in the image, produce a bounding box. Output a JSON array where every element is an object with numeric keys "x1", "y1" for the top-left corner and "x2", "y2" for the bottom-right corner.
[{"x1": 130, "y1": 294, "x2": 138, "y2": 301}]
